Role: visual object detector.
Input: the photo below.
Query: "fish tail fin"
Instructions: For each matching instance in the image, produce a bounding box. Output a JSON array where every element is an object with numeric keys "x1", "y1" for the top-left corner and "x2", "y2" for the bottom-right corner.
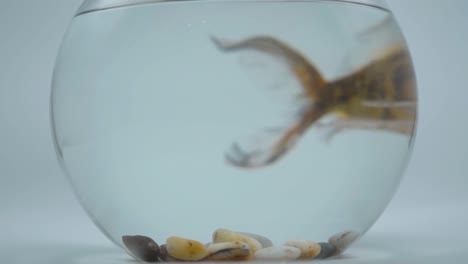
[
  {"x1": 224, "y1": 103, "x2": 328, "y2": 168},
  {"x1": 212, "y1": 35, "x2": 329, "y2": 168}
]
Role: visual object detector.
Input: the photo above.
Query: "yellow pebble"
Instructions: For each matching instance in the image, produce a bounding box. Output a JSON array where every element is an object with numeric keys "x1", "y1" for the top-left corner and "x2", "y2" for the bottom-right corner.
[
  {"x1": 285, "y1": 240, "x2": 321, "y2": 259},
  {"x1": 166, "y1": 236, "x2": 209, "y2": 261},
  {"x1": 213, "y1": 229, "x2": 262, "y2": 253}
]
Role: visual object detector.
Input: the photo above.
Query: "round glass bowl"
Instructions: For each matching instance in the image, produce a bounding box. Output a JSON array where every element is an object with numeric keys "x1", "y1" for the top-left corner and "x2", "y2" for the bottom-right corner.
[{"x1": 51, "y1": 0, "x2": 417, "y2": 261}]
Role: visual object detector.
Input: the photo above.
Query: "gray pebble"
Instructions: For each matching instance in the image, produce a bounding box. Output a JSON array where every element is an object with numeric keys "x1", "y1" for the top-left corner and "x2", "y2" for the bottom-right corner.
[
  {"x1": 328, "y1": 230, "x2": 360, "y2": 251},
  {"x1": 315, "y1": 242, "x2": 337, "y2": 259},
  {"x1": 238, "y1": 232, "x2": 273, "y2": 248}
]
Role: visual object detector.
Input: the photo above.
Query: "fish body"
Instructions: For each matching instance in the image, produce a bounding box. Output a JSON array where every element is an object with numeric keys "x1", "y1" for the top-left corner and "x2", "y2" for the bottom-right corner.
[{"x1": 324, "y1": 47, "x2": 417, "y2": 134}]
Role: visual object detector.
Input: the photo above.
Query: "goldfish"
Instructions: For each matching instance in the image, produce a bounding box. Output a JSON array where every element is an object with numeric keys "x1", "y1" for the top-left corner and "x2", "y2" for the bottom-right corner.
[{"x1": 212, "y1": 35, "x2": 417, "y2": 168}]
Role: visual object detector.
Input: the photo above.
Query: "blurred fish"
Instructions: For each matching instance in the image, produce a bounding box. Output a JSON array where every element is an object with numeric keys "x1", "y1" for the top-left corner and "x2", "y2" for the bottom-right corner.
[{"x1": 212, "y1": 35, "x2": 416, "y2": 168}]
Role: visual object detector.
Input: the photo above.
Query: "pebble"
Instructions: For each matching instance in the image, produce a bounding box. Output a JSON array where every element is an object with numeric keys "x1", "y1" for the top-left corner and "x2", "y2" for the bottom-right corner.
[
  {"x1": 254, "y1": 246, "x2": 301, "y2": 260},
  {"x1": 238, "y1": 232, "x2": 273, "y2": 248},
  {"x1": 328, "y1": 230, "x2": 360, "y2": 251},
  {"x1": 315, "y1": 242, "x2": 337, "y2": 259},
  {"x1": 122, "y1": 235, "x2": 160, "y2": 262},
  {"x1": 159, "y1": 244, "x2": 179, "y2": 262},
  {"x1": 165, "y1": 236, "x2": 209, "y2": 261},
  {"x1": 204, "y1": 241, "x2": 251, "y2": 261},
  {"x1": 213, "y1": 229, "x2": 262, "y2": 252},
  {"x1": 285, "y1": 240, "x2": 321, "y2": 259}
]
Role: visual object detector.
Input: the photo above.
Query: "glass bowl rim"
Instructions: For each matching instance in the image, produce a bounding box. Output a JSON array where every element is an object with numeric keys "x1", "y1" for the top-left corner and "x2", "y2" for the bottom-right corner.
[{"x1": 76, "y1": 0, "x2": 391, "y2": 17}]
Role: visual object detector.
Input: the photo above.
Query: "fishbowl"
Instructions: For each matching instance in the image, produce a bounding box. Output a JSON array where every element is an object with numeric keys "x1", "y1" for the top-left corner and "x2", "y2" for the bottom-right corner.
[{"x1": 51, "y1": 0, "x2": 417, "y2": 261}]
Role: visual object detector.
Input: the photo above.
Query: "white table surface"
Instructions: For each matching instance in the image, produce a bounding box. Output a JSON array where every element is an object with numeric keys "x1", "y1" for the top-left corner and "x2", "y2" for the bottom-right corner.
[
  {"x1": 2, "y1": 184, "x2": 467, "y2": 263},
  {"x1": 3, "y1": 211, "x2": 467, "y2": 264}
]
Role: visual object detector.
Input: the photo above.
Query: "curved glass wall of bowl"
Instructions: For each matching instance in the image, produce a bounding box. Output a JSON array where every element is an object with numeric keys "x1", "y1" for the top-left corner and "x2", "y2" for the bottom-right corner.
[
  {"x1": 76, "y1": 0, "x2": 391, "y2": 16},
  {"x1": 52, "y1": 0, "x2": 417, "y2": 262}
]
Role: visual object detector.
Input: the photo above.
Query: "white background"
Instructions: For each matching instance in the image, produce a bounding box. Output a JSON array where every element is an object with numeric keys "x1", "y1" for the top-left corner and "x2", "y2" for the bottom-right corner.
[{"x1": 1, "y1": 0, "x2": 467, "y2": 263}]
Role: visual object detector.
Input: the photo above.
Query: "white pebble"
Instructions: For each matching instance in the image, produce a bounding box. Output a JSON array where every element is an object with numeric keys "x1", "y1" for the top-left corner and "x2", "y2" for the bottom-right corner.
[{"x1": 254, "y1": 246, "x2": 301, "y2": 260}]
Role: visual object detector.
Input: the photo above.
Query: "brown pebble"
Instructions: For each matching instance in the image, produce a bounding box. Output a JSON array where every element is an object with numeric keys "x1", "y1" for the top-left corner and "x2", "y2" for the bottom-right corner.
[{"x1": 122, "y1": 235, "x2": 160, "y2": 262}]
